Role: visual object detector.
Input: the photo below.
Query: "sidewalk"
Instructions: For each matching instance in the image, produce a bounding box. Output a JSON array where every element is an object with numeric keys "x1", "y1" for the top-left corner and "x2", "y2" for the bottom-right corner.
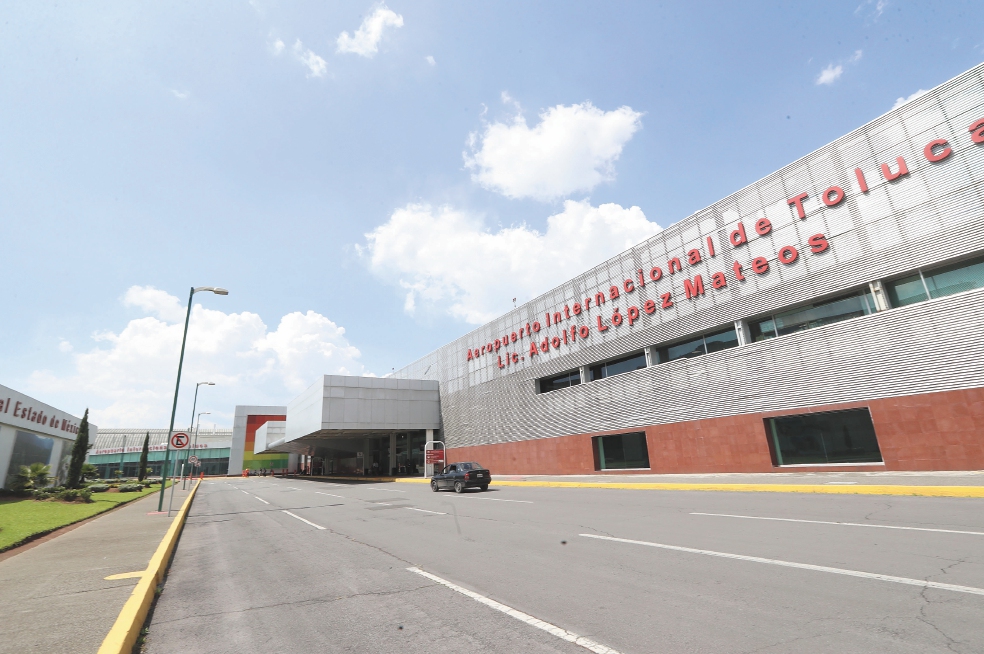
[
  {"x1": 0, "y1": 482, "x2": 194, "y2": 654},
  {"x1": 492, "y1": 470, "x2": 984, "y2": 486}
]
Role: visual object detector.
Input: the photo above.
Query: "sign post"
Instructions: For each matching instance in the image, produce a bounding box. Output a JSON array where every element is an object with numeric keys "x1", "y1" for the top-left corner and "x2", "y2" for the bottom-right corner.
[
  {"x1": 163, "y1": 432, "x2": 189, "y2": 497},
  {"x1": 424, "y1": 441, "x2": 445, "y2": 478}
]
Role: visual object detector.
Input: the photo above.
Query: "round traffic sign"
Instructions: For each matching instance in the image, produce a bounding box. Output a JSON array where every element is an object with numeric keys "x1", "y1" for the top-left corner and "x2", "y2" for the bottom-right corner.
[
  {"x1": 188, "y1": 455, "x2": 200, "y2": 465},
  {"x1": 170, "y1": 432, "x2": 190, "y2": 449}
]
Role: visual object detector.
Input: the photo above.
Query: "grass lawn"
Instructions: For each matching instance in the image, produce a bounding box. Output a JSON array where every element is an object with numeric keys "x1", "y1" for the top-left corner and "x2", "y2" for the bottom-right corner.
[{"x1": 0, "y1": 482, "x2": 172, "y2": 552}]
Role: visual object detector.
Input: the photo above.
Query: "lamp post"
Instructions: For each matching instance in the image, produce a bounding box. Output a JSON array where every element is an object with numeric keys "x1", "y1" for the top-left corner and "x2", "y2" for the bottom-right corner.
[
  {"x1": 157, "y1": 286, "x2": 228, "y2": 511},
  {"x1": 182, "y1": 382, "x2": 214, "y2": 480},
  {"x1": 117, "y1": 434, "x2": 128, "y2": 479},
  {"x1": 191, "y1": 411, "x2": 210, "y2": 477}
]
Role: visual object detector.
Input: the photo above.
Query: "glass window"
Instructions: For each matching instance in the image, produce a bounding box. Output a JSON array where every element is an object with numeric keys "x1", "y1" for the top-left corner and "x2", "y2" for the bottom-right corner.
[
  {"x1": 590, "y1": 351, "x2": 647, "y2": 381},
  {"x1": 751, "y1": 291, "x2": 873, "y2": 341},
  {"x1": 658, "y1": 336, "x2": 706, "y2": 363},
  {"x1": 594, "y1": 432, "x2": 650, "y2": 470},
  {"x1": 539, "y1": 369, "x2": 581, "y2": 393},
  {"x1": 655, "y1": 327, "x2": 739, "y2": 363},
  {"x1": 749, "y1": 318, "x2": 777, "y2": 342},
  {"x1": 767, "y1": 409, "x2": 882, "y2": 466},
  {"x1": 703, "y1": 328, "x2": 740, "y2": 353},
  {"x1": 924, "y1": 255, "x2": 984, "y2": 299},
  {"x1": 886, "y1": 273, "x2": 928, "y2": 307},
  {"x1": 5, "y1": 431, "x2": 55, "y2": 482}
]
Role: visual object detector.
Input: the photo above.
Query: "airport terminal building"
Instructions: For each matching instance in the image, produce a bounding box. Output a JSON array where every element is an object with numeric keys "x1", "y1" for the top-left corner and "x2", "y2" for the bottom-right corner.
[{"x1": 250, "y1": 64, "x2": 984, "y2": 477}]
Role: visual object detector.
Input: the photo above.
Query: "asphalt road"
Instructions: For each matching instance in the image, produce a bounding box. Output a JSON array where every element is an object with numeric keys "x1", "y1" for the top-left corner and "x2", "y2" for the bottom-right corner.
[{"x1": 144, "y1": 477, "x2": 984, "y2": 654}]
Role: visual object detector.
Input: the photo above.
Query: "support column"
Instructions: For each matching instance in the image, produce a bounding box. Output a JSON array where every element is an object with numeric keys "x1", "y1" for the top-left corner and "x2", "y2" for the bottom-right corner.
[
  {"x1": 868, "y1": 280, "x2": 890, "y2": 311},
  {"x1": 389, "y1": 433, "x2": 397, "y2": 476},
  {"x1": 734, "y1": 319, "x2": 752, "y2": 346}
]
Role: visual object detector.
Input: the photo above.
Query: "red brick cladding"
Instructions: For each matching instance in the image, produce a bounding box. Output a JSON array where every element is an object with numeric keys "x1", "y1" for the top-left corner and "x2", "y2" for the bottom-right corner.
[{"x1": 446, "y1": 387, "x2": 984, "y2": 475}]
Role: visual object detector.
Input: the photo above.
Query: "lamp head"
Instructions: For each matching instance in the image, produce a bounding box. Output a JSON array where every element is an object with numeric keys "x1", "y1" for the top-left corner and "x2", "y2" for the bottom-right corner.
[{"x1": 193, "y1": 286, "x2": 229, "y2": 296}]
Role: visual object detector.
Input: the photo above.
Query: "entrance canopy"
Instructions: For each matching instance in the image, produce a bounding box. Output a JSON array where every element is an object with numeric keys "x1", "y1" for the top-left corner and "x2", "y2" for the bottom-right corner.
[{"x1": 255, "y1": 375, "x2": 441, "y2": 476}]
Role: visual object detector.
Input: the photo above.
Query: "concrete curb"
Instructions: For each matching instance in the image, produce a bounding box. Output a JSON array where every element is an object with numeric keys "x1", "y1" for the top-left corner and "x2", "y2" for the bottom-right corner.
[
  {"x1": 299, "y1": 475, "x2": 984, "y2": 498},
  {"x1": 96, "y1": 480, "x2": 201, "y2": 654}
]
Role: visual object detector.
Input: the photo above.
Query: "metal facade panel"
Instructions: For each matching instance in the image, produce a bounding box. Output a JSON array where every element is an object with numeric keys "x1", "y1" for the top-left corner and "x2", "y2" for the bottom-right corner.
[{"x1": 394, "y1": 63, "x2": 984, "y2": 449}]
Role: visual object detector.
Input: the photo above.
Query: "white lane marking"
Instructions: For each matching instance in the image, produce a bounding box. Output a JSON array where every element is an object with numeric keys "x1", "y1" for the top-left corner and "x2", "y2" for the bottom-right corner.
[
  {"x1": 366, "y1": 488, "x2": 407, "y2": 493},
  {"x1": 690, "y1": 512, "x2": 984, "y2": 536},
  {"x1": 405, "y1": 507, "x2": 446, "y2": 515},
  {"x1": 315, "y1": 492, "x2": 345, "y2": 499},
  {"x1": 579, "y1": 534, "x2": 984, "y2": 596},
  {"x1": 454, "y1": 496, "x2": 533, "y2": 504},
  {"x1": 253, "y1": 495, "x2": 269, "y2": 505},
  {"x1": 240, "y1": 490, "x2": 250, "y2": 494},
  {"x1": 282, "y1": 511, "x2": 326, "y2": 530},
  {"x1": 825, "y1": 481, "x2": 857, "y2": 485},
  {"x1": 286, "y1": 487, "x2": 300, "y2": 490},
  {"x1": 407, "y1": 567, "x2": 621, "y2": 653}
]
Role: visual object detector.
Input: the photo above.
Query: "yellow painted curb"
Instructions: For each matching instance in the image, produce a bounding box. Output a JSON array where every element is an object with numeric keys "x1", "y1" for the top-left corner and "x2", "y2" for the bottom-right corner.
[
  {"x1": 97, "y1": 480, "x2": 201, "y2": 654},
  {"x1": 476, "y1": 480, "x2": 984, "y2": 498},
  {"x1": 303, "y1": 475, "x2": 984, "y2": 498}
]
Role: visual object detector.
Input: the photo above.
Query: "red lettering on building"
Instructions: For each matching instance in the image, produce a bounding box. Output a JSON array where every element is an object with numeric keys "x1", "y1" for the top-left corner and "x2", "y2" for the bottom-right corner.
[
  {"x1": 787, "y1": 192, "x2": 809, "y2": 219},
  {"x1": 808, "y1": 233, "x2": 830, "y2": 253},
  {"x1": 881, "y1": 156, "x2": 909, "y2": 181},
  {"x1": 822, "y1": 186, "x2": 845, "y2": 206},
  {"x1": 683, "y1": 275, "x2": 705, "y2": 299},
  {"x1": 924, "y1": 138, "x2": 951, "y2": 162},
  {"x1": 730, "y1": 222, "x2": 748, "y2": 247}
]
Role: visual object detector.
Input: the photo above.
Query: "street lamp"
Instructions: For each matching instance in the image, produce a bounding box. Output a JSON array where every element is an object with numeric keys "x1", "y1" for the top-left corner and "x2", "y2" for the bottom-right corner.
[
  {"x1": 192, "y1": 411, "x2": 210, "y2": 468},
  {"x1": 183, "y1": 411, "x2": 211, "y2": 489},
  {"x1": 182, "y1": 382, "x2": 215, "y2": 477},
  {"x1": 189, "y1": 382, "x2": 215, "y2": 431},
  {"x1": 157, "y1": 286, "x2": 229, "y2": 511}
]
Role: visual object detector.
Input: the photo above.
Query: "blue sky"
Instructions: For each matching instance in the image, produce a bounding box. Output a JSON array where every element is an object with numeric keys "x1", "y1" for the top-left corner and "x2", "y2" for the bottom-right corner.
[{"x1": 2, "y1": 1, "x2": 982, "y2": 427}]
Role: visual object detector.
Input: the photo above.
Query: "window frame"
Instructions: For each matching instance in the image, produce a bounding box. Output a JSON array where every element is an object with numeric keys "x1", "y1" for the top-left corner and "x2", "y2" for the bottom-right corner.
[
  {"x1": 589, "y1": 350, "x2": 648, "y2": 381},
  {"x1": 748, "y1": 289, "x2": 875, "y2": 342},
  {"x1": 654, "y1": 325, "x2": 740, "y2": 364},
  {"x1": 537, "y1": 368, "x2": 582, "y2": 394},
  {"x1": 885, "y1": 253, "x2": 984, "y2": 309}
]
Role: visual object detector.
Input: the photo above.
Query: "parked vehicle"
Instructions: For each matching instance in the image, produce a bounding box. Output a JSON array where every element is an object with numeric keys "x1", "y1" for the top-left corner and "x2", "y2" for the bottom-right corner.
[{"x1": 430, "y1": 462, "x2": 491, "y2": 493}]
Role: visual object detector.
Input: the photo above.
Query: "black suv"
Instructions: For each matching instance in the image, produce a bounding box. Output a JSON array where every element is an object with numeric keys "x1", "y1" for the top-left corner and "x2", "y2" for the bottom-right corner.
[{"x1": 431, "y1": 462, "x2": 491, "y2": 493}]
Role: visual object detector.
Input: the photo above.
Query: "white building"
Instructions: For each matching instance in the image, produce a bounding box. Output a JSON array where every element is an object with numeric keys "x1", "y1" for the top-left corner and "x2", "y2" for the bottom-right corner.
[{"x1": 0, "y1": 384, "x2": 93, "y2": 488}]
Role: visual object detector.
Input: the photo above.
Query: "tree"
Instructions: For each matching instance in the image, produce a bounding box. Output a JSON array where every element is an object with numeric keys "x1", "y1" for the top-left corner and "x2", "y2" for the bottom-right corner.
[
  {"x1": 65, "y1": 409, "x2": 91, "y2": 489},
  {"x1": 138, "y1": 432, "x2": 150, "y2": 482},
  {"x1": 28, "y1": 463, "x2": 51, "y2": 488},
  {"x1": 80, "y1": 463, "x2": 99, "y2": 481},
  {"x1": 11, "y1": 462, "x2": 51, "y2": 491}
]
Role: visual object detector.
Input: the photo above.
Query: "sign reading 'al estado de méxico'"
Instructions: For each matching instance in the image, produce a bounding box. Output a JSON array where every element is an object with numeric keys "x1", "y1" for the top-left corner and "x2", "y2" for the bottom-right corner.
[{"x1": 466, "y1": 117, "x2": 984, "y2": 371}]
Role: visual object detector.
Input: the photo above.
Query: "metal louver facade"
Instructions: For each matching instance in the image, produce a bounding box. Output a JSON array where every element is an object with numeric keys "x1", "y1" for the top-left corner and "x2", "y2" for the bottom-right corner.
[{"x1": 394, "y1": 63, "x2": 984, "y2": 472}]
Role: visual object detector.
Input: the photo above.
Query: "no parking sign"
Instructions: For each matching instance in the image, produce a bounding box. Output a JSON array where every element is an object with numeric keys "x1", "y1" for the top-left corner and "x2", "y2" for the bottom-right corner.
[{"x1": 170, "y1": 432, "x2": 190, "y2": 449}]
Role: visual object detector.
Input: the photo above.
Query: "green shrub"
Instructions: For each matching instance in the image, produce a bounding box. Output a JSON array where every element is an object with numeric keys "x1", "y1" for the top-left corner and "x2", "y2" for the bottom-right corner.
[
  {"x1": 88, "y1": 484, "x2": 110, "y2": 493},
  {"x1": 55, "y1": 488, "x2": 93, "y2": 502},
  {"x1": 118, "y1": 483, "x2": 143, "y2": 493}
]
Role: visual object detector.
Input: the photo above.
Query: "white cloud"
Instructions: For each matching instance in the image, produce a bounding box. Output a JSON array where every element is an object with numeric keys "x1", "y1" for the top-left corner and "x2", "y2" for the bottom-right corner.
[
  {"x1": 849, "y1": 49, "x2": 863, "y2": 62},
  {"x1": 893, "y1": 89, "x2": 928, "y2": 109},
  {"x1": 29, "y1": 287, "x2": 365, "y2": 426},
  {"x1": 58, "y1": 340, "x2": 73, "y2": 353},
  {"x1": 293, "y1": 39, "x2": 328, "y2": 78},
  {"x1": 816, "y1": 64, "x2": 843, "y2": 85},
  {"x1": 855, "y1": 0, "x2": 888, "y2": 19},
  {"x1": 270, "y1": 37, "x2": 285, "y2": 55},
  {"x1": 361, "y1": 200, "x2": 661, "y2": 324},
  {"x1": 123, "y1": 285, "x2": 187, "y2": 322},
  {"x1": 170, "y1": 89, "x2": 190, "y2": 100},
  {"x1": 425, "y1": 55, "x2": 436, "y2": 66},
  {"x1": 464, "y1": 99, "x2": 643, "y2": 201},
  {"x1": 336, "y1": 5, "x2": 404, "y2": 57}
]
